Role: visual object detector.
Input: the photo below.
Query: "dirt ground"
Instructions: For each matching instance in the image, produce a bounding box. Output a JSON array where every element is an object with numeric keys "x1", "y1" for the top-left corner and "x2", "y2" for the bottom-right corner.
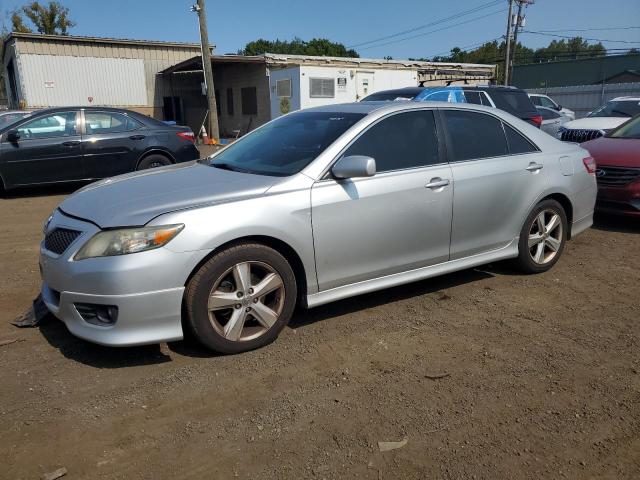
[{"x1": 1, "y1": 185, "x2": 639, "y2": 480}]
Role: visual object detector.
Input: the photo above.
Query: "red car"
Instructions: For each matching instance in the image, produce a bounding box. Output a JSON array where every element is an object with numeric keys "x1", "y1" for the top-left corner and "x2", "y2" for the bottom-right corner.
[{"x1": 583, "y1": 115, "x2": 640, "y2": 218}]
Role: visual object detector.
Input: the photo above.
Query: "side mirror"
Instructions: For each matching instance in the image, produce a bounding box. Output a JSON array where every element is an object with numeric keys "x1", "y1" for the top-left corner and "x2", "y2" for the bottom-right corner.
[
  {"x1": 6, "y1": 129, "x2": 20, "y2": 142},
  {"x1": 332, "y1": 155, "x2": 376, "y2": 179},
  {"x1": 556, "y1": 105, "x2": 562, "y2": 111}
]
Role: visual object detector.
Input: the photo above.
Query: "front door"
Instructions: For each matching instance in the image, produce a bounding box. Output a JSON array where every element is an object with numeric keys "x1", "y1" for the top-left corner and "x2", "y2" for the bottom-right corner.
[
  {"x1": 311, "y1": 109, "x2": 453, "y2": 291},
  {"x1": 440, "y1": 109, "x2": 549, "y2": 259},
  {"x1": 355, "y1": 71, "x2": 374, "y2": 101},
  {"x1": 81, "y1": 110, "x2": 146, "y2": 178},
  {"x1": 0, "y1": 111, "x2": 83, "y2": 187}
]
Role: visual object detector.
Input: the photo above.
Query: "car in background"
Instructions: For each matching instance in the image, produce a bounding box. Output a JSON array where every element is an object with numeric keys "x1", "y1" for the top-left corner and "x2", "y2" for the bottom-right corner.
[
  {"x1": 582, "y1": 114, "x2": 640, "y2": 218},
  {"x1": 537, "y1": 106, "x2": 571, "y2": 137},
  {"x1": 0, "y1": 110, "x2": 31, "y2": 128},
  {"x1": 558, "y1": 97, "x2": 640, "y2": 143},
  {"x1": 529, "y1": 93, "x2": 575, "y2": 120},
  {"x1": 0, "y1": 106, "x2": 199, "y2": 191},
  {"x1": 39, "y1": 101, "x2": 596, "y2": 353},
  {"x1": 362, "y1": 85, "x2": 542, "y2": 128}
]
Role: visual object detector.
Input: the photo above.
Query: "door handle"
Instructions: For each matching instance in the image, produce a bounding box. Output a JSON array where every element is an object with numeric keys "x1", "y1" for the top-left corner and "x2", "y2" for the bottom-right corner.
[
  {"x1": 62, "y1": 141, "x2": 81, "y2": 147},
  {"x1": 129, "y1": 134, "x2": 146, "y2": 140},
  {"x1": 426, "y1": 178, "x2": 450, "y2": 189},
  {"x1": 526, "y1": 163, "x2": 544, "y2": 172}
]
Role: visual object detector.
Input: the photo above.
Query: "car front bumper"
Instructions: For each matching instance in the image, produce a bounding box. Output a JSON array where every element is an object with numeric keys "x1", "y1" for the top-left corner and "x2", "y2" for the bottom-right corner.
[
  {"x1": 39, "y1": 209, "x2": 205, "y2": 346},
  {"x1": 596, "y1": 181, "x2": 640, "y2": 218}
]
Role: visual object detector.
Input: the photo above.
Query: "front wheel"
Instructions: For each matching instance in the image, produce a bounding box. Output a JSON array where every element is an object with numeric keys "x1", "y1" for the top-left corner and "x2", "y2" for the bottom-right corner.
[
  {"x1": 515, "y1": 199, "x2": 568, "y2": 274},
  {"x1": 185, "y1": 243, "x2": 297, "y2": 354}
]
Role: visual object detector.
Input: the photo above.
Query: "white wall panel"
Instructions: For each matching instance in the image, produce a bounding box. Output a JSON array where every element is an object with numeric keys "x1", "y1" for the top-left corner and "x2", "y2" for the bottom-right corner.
[{"x1": 19, "y1": 54, "x2": 147, "y2": 107}]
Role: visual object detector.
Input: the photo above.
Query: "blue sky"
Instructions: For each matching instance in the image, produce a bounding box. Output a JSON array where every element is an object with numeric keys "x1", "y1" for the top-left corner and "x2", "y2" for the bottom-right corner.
[{"x1": 2, "y1": 0, "x2": 639, "y2": 59}]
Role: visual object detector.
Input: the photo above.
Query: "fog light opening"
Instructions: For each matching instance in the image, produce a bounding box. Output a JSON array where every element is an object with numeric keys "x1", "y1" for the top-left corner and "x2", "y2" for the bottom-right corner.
[{"x1": 74, "y1": 303, "x2": 119, "y2": 326}]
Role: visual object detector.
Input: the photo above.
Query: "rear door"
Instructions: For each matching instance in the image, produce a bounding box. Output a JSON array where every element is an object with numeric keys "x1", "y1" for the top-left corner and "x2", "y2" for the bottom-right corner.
[
  {"x1": 0, "y1": 110, "x2": 83, "y2": 186},
  {"x1": 311, "y1": 109, "x2": 453, "y2": 290},
  {"x1": 81, "y1": 110, "x2": 146, "y2": 178},
  {"x1": 441, "y1": 109, "x2": 548, "y2": 259}
]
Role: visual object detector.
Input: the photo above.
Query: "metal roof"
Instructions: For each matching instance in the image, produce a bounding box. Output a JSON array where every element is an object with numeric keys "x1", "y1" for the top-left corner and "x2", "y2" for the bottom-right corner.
[
  {"x1": 3, "y1": 32, "x2": 203, "y2": 50},
  {"x1": 160, "y1": 53, "x2": 496, "y2": 75}
]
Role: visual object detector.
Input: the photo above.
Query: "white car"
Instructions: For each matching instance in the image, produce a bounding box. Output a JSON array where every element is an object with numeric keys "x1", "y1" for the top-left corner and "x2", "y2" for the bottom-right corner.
[
  {"x1": 558, "y1": 97, "x2": 640, "y2": 143},
  {"x1": 529, "y1": 93, "x2": 575, "y2": 120}
]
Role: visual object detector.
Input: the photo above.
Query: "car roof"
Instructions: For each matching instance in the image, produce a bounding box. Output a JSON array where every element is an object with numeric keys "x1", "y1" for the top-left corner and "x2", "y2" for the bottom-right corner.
[
  {"x1": 301, "y1": 100, "x2": 515, "y2": 117},
  {"x1": 23, "y1": 106, "x2": 140, "y2": 116},
  {"x1": 611, "y1": 96, "x2": 640, "y2": 102}
]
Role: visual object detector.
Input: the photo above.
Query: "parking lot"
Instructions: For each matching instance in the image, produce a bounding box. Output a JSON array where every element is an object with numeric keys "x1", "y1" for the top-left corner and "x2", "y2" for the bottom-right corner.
[{"x1": 0, "y1": 187, "x2": 637, "y2": 479}]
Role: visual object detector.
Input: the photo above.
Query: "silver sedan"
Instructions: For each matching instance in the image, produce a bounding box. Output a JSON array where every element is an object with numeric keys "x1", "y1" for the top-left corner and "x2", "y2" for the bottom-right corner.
[{"x1": 40, "y1": 102, "x2": 597, "y2": 354}]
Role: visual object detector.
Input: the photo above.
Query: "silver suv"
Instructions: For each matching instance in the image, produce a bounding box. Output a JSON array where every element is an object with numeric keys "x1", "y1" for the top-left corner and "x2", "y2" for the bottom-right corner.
[{"x1": 40, "y1": 102, "x2": 597, "y2": 354}]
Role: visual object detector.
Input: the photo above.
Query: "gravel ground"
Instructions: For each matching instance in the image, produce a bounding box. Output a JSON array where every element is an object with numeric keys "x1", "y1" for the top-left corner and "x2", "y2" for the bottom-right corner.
[{"x1": 0, "y1": 186, "x2": 638, "y2": 480}]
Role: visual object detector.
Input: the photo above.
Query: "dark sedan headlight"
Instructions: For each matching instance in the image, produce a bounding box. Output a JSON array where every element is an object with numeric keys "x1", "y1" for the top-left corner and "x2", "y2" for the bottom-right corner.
[
  {"x1": 556, "y1": 126, "x2": 567, "y2": 139},
  {"x1": 74, "y1": 224, "x2": 184, "y2": 260}
]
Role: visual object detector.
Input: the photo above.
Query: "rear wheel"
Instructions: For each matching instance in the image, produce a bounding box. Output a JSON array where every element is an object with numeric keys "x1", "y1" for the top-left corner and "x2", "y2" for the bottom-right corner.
[
  {"x1": 516, "y1": 199, "x2": 567, "y2": 274},
  {"x1": 185, "y1": 243, "x2": 297, "y2": 354},
  {"x1": 137, "y1": 153, "x2": 172, "y2": 170}
]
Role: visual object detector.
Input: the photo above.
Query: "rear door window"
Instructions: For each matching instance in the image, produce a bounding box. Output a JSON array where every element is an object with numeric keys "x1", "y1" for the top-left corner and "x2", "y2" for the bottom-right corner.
[
  {"x1": 84, "y1": 112, "x2": 141, "y2": 134},
  {"x1": 344, "y1": 110, "x2": 440, "y2": 172},
  {"x1": 442, "y1": 110, "x2": 508, "y2": 161},
  {"x1": 503, "y1": 124, "x2": 538, "y2": 154}
]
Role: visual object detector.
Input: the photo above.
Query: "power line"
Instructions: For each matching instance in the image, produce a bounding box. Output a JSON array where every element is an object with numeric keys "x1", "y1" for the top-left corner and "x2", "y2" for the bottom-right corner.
[
  {"x1": 537, "y1": 26, "x2": 640, "y2": 33},
  {"x1": 522, "y1": 30, "x2": 640, "y2": 44},
  {"x1": 427, "y1": 36, "x2": 503, "y2": 59},
  {"x1": 358, "y1": 8, "x2": 507, "y2": 51},
  {"x1": 347, "y1": 0, "x2": 503, "y2": 49}
]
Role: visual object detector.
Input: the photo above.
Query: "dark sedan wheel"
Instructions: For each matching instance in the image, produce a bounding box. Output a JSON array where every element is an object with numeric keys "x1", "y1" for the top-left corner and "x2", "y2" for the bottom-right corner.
[
  {"x1": 185, "y1": 243, "x2": 297, "y2": 354},
  {"x1": 137, "y1": 154, "x2": 172, "y2": 170},
  {"x1": 516, "y1": 199, "x2": 567, "y2": 274}
]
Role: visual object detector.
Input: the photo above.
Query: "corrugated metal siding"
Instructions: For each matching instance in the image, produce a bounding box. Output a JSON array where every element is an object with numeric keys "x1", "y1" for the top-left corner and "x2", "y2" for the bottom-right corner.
[
  {"x1": 19, "y1": 54, "x2": 147, "y2": 107},
  {"x1": 527, "y1": 82, "x2": 640, "y2": 118}
]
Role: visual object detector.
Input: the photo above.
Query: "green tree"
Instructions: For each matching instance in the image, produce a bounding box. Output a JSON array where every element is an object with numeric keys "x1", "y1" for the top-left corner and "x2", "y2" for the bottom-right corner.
[
  {"x1": 240, "y1": 37, "x2": 359, "y2": 58},
  {"x1": 11, "y1": 1, "x2": 75, "y2": 35}
]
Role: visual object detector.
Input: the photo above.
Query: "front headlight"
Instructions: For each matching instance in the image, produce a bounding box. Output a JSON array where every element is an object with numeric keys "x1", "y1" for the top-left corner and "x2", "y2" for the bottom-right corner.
[
  {"x1": 556, "y1": 126, "x2": 567, "y2": 139},
  {"x1": 74, "y1": 224, "x2": 184, "y2": 260}
]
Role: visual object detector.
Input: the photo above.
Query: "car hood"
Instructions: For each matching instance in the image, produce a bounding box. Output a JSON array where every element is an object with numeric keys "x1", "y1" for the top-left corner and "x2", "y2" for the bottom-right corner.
[
  {"x1": 59, "y1": 161, "x2": 279, "y2": 228},
  {"x1": 582, "y1": 137, "x2": 640, "y2": 168},
  {"x1": 564, "y1": 117, "x2": 629, "y2": 130}
]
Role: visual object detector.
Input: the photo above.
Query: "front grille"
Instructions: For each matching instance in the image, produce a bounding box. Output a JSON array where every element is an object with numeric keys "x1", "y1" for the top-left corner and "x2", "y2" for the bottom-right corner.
[
  {"x1": 596, "y1": 166, "x2": 640, "y2": 186},
  {"x1": 44, "y1": 228, "x2": 81, "y2": 255},
  {"x1": 561, "y1": 129, "x2": 603, "y2": 143}
]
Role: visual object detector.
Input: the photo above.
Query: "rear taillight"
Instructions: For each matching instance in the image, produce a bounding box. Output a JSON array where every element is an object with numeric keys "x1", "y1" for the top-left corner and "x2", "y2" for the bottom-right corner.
[
  {"x1": 530, "y1": 115, "x2": 543, "y2": 128},
  {"x1": 583, "y1": 156, "x2": 596, "y2": 174},
  {"x1": 177, "y1": 131, "x2": 195, "y2": 142}
]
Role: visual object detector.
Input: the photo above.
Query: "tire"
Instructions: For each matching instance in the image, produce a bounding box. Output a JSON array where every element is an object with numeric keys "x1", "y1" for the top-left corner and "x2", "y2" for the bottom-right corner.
[
  {"x1": 137, "y1": 153, "x2": 172, "y2": 170},
  {"x1": 515, "y1": 199, "x2": 568, "y2": 274},
  {"x1": 185, "y1": 243, "x2": 297, "y2": 354}
]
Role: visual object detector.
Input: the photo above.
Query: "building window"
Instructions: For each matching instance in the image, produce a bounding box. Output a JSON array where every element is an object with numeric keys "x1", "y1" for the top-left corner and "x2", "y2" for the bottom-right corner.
[
  {"x1": 310, "y1": 78, "x2": 335, "y2": 98},
  {"x1": 226, "y1": 88, "x2": 234, "y2": 115},
  {"x1": 277, "y1": 78, "x2": 291, "y2": 98},
  {"x1": 241, "y1": 87, "x2": 258, "y2": 115}
]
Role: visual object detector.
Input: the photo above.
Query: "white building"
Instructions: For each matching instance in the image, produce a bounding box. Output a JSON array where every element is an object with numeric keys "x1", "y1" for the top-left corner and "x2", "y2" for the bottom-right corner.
[{"x1": 162, "y1": 53, "x2": 497, "y2": 137}]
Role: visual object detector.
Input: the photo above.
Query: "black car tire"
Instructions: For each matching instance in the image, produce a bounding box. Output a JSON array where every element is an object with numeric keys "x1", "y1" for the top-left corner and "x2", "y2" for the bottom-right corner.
[
  {"x1": 185, "y1": 243, "x2": 297, "y2": 354},
  {"x1": 516, "y1": 199, "x2": 567, "y2": 274},
  {"x1": 137, "y1": 154, "x2": 172, "y2": 170}
]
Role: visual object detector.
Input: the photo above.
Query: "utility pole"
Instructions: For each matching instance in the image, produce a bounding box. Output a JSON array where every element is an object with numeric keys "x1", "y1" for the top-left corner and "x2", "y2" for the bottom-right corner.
[
  {"x1": 503, "y1": 0, "x2": 514, "y2": 85},
  {"x1": 192, "y1": 0, "x2": 219, "y2": 141},
  {"x1": 509, "y1": 0, "x2": 535, "y2": 85}
]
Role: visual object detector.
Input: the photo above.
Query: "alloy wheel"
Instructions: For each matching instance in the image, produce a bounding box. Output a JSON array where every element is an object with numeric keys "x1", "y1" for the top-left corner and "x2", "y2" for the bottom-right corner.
[
  {"x1": 207, "y1": 261, "x2": 285, "y2": 342},
  {"x1": 528, "y1": 209, "x2": 563, "y2": 265}
]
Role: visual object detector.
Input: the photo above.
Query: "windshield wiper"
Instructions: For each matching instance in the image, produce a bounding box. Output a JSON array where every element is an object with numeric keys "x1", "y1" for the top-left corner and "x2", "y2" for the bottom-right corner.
[{"x1": 211, "y1": 162, "x2": 242, "y2": 172}]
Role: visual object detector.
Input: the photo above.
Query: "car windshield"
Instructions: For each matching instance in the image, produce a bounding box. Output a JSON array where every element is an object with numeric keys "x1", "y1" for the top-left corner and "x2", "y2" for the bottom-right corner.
[
  {"x1": 588, "y1": 100, "x2": 640, "y2": 118},
  {"x1": 609, "y1": 115, "x2": 640, "y2": 139},
  {"x1": 0, "y1": 112, "x2": 30, "y2": 129},
  {"x1": 206, "y1": 111, "x2": 365, "y2": 176},
  {"x1": 362, "y1": 92, "x2": 417, "y2": 102}
]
